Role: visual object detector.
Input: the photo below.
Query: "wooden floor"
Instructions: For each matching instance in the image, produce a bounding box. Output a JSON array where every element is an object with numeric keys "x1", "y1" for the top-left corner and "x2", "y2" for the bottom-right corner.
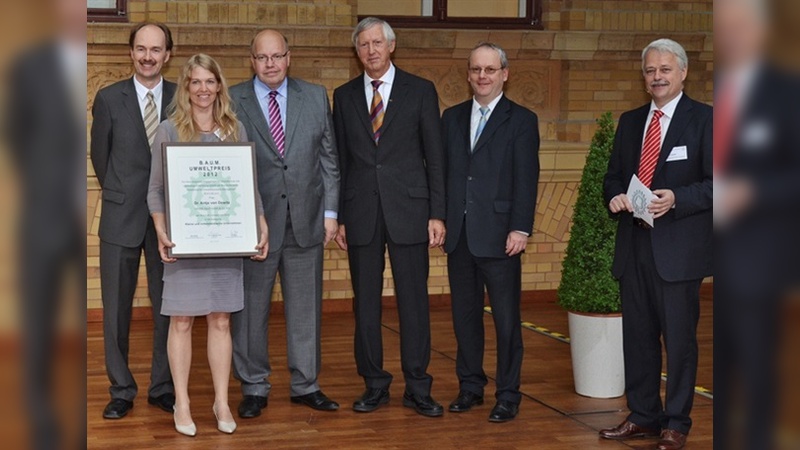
[{"x1": 87, "y1": 288, "x2": 713, "y2": 449}]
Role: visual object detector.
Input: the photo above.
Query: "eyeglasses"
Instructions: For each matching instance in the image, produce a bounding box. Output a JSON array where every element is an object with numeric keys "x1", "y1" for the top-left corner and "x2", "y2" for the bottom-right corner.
[
  {"x1": 252, "y1": 52, "x2": 289, "y2": 64},
  {"x1": 468, "y1": 66, "x2": 503, "y2": 76}
]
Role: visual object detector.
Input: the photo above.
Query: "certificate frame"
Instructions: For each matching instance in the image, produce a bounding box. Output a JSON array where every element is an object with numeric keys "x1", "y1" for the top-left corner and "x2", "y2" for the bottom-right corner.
[{"x1": 163, "y1": 142, "x2": 260, "y2": 258}]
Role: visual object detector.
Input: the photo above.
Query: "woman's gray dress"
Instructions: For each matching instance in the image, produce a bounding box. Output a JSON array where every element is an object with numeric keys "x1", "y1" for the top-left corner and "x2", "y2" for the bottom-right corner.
[{"x1": 147, "y1": 120, "x2": 262, "y2": 316}]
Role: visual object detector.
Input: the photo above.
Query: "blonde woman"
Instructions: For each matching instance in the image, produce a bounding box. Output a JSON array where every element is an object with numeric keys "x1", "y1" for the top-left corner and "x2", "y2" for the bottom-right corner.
[{"x1": 147, "y1": 53, "x2": 269, "y2": 436}]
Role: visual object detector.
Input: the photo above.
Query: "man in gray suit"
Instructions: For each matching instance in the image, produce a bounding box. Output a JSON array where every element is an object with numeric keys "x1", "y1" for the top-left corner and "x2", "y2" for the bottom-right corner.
[
  {"x1": 230, "y1": 29, "x2": 341, "y2": 417},
  {"x1": 90, "y1": 22, "x2": 176, "y2": 419}
]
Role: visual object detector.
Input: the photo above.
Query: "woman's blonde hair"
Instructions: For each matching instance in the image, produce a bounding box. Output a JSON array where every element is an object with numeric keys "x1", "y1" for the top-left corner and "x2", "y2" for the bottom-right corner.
[{"x1": 167, "y1": 53, "x2": 239, "y2": 142}]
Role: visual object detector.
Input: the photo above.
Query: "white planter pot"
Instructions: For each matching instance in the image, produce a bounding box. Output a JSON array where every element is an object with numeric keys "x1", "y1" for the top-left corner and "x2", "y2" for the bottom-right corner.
[{"x1": 567, "y1": 311, "x2": 625, "y2": 398}]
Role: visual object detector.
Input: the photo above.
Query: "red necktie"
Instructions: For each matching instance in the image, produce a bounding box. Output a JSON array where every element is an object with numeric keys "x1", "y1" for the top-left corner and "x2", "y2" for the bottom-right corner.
[
  {"x1": 713, "y1": 80, "x2": 736, "y2": 173},
  {"x1": 268, "y1": 91, "x2": 285, "y2": 157},
  {"x1": 638, "y1": 109, "x2": 664, "y2": 188}
]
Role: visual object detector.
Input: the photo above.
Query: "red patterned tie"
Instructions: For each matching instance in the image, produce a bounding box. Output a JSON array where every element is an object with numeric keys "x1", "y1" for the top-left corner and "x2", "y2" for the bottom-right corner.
[
  {"x1": 637, "y1": 109, "x2": 664, "y2": 188},
  {"x1": 268, "y1": 91, "x2": 285, "y2": 157},
  {"x1": 713, "y1": 80, "x2": 736, "y2": 173}
]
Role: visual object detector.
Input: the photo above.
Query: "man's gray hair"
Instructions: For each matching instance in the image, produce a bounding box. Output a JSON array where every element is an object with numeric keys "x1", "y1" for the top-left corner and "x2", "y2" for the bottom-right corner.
[
  {"x1": 471, "y1": 42, "x2": 509, "y2": 68},
  {"x1": 352, "y1": 17, "x2": 396, "y2": 48},
  {"x1": 641, "y1": 38, "x2": 688, "y2": 71}
]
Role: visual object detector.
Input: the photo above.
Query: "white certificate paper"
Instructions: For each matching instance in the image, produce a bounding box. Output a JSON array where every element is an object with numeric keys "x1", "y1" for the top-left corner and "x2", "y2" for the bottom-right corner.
[
  {"x1": 627, "y1": 174, "x2": 656, "y2": 228},
  {"x1": 163, "y1": 143, "x2": 259, "y2": 258}
]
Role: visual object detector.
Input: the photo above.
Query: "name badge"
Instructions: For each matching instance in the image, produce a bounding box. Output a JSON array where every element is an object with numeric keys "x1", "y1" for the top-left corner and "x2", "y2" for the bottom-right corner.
[
  {"x1": 666, "y1": 145, "x2": 688, "y2": 162},
  {"x1": 741, "y1": 121, "x2": 772, "y2": 150}
]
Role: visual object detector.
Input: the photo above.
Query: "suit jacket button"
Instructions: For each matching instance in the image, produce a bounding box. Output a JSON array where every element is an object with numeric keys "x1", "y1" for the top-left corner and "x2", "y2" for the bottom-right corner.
[
  {"x1": 283, "y1": 165, "x2": 288, "y2": 170},
  {"x1": 281, "y1": 194, "x2": 287, "y2": 199},
  {"x1": 467, "y1": 176, "x2": 473, "y2": 181},
  {"x1": 376, "y1": 164, "x2": 382, "y2": 169},
  {"x1": 372, "y1": 190, "x2": 378, "y2": 195}
]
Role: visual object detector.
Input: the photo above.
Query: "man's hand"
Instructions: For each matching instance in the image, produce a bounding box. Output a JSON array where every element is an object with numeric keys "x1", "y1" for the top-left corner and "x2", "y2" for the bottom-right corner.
[
  {"x1": 609, "y1": 193, "x2": 633, "y2": 213},
  {"x1": 649, "y1": 189, "x2": 675, "y2": 219},
  {"x1": 324, "y1": 218, "x2": 338, "y2": 246},
  {"x1": 334, "y1": 224, "x2": 348, "y2": 251},
  {"x1": 505, "y1": 231, "x2": 528, "y2": 256},
  {"x1": 716, "y1": 177, "x2": 754, "y2": 223},
  {"x1": 428, "y1": 219, "x2": 446, "y2": 248}
]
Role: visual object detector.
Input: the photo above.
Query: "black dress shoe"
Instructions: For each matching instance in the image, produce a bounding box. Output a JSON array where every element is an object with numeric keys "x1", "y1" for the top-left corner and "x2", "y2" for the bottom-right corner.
[
  {"x1": 402, "y1": 391, "x2": 444, "y2": 417},
  {"x1": 352, "y1": 388, "x2": 390, "y2": 412},
  {"x1": 290, "y1": 390, "x2": 339, "y2": 411},
  {"x1": 237, "y1": 395, "x2": 268, "y2": 418},
  {"x1": 103, "y1": 399, "x2": 133, "y2": 419},
  {"x1": 488, "y1": 400, "x2": 519, "y2": 423},
  {"x1": 147, "y1": 393, "x2": 175, "y2": 413},
  {"x1": 448, "y1": 390, "x2": 484, "y2": 412}
]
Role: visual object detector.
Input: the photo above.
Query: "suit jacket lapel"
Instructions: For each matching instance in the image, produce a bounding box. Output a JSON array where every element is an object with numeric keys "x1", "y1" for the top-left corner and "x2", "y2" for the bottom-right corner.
[
  {"x1": 284, "y1": 78, "x2": 303, "y2": 155},
  {"x1": 379, "y1": 70, "x2": 408, "y2": 136},
  {"x1": 654, "y1": 94, "x2": 693, "y2": 179},
  {"x1": 347, "y1": 77, "x2": 374, "y2": 140},
  {"x1": 457, "y1": 103, "x2": 471, "y2": 156},
  {"x1": 121, "y1": 78, "x2": 149, "y2": 148},
  {"x1": 630, "y1": 105, "x2": 650, "y2": 170},
  {"x1": 237, "y1": 80, "x2": 282, "y2": 157},
  {"x1": 472, "y1": 96, "x2": 510, "y2": 154}
]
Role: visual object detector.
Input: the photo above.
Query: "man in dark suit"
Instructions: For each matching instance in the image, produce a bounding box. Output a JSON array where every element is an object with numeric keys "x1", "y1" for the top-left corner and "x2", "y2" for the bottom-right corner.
[
  {"x1": 715, "y1": 1, "x2": 800, "y2": 448},
  {"x1": 90, "y1": 22, "x2": 176, "y2": 419},
  {"x1": 230, "y1": 29, "x2": 341, "y2": 418},
  {"x1": 332, "y1": 17, "x2": 446, "y2": 417},
  {"x1": 4, "y1": 0, "x2": 87, "y2": 446},
  {"x1": 441, "y1": 43, "x2": 539, "y2": 423},
  {"x1": 600, "y1": 39, "x2": 712, "y2": 450}
]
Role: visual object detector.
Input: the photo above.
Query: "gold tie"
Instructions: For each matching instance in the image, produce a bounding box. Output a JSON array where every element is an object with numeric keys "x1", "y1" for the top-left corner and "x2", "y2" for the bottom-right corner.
[
  {"x1": 143, "y1": 91, "x2": 158, "y2": 147},
  {"x1": 370, "y1": 80, "x2": 385, "y2": 144}
]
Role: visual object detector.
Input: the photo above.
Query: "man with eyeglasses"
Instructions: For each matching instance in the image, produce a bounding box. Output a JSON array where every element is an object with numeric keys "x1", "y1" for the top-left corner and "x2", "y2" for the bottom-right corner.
[
  {"x1": 600, "y1": 39, "x2": 712, "y2": 450},
  {"x1": 332, "y1": 17, "x2": 446, "y2": 417},
  {"x1": 441, "y1": 42, "x2": 540, "y2": 423},
  {"x1": 229, "y1": 28, "x2": 341, "y2": 418}
]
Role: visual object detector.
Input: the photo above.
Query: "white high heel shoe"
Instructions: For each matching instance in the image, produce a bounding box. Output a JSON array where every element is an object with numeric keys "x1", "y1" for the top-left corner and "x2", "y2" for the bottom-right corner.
[
  {"x1": 173, "y1": 406, "x2": 197, "y2": 437},
  {"x1": 213, "y1": 404, "x2": 237, "y2": 434}
]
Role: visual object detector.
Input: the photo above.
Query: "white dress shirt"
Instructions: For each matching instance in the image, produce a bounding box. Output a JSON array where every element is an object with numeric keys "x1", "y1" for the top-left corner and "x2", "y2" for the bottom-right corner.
[
  {"x1": 364, "y1": 63, "x2": 396, "y2": 113},
  {"x1": 470, "y1": 92, "x2": 504, "y2": 146},
  {"x1": 132, "y1": 76, "x2": 164, "y2": 123},
  {"x1": 643, "y1": 91, "x2": 683, "y2": 149}
]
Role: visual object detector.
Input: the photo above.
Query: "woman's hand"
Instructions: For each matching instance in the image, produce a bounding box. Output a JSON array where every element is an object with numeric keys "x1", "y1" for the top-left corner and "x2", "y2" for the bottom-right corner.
[
  {"x1": 152, "y1": 213, "x2": 177, "y2": 263},
  {"x1": 251, "y1": 215, "x2": 269, "y2": 261}
]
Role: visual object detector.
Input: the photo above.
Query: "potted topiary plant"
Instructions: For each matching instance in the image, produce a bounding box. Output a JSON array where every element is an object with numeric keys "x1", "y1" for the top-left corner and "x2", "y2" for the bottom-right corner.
[{"x1": 557, "y1": 111, "x2": 624, "y2": 398}]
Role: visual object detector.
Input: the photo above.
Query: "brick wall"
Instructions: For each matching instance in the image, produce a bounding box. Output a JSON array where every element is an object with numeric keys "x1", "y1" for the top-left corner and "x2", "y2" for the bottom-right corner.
[{"x1": 86, "y1": 0, "x2": 713, "y2": 312}]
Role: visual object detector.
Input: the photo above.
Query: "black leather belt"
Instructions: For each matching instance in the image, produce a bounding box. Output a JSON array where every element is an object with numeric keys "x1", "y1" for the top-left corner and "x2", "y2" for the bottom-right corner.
[{"x1": 633, "y1": 218, "x2": 652, "y2": 230}]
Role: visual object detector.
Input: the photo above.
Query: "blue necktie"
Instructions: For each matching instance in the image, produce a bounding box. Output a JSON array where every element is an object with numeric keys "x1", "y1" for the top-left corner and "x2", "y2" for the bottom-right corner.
[{"x1": 472, "y1": 106, "x2": 489, "y2": 151}]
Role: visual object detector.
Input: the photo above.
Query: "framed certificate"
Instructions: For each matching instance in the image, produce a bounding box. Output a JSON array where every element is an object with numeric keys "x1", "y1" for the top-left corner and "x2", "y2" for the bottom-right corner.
[{"x1": 163, "y1": 142, "x2": 260, "y2": 258}]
